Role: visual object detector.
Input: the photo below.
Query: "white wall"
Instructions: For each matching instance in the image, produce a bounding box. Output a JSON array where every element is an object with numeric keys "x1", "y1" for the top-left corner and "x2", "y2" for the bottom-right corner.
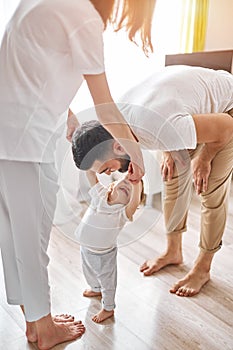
[
  {"x1": 205, "y1": 0, "x2": 233, "y2": 50},
  {"x1": 0, "y1": 0, "x2": 20, "y2": 42}
]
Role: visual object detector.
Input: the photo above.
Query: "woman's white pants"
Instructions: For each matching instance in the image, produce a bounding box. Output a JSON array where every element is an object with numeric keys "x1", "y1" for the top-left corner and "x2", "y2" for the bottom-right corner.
[{"x1": 0, "y1": 160, "x2": 59, "y2": 322}]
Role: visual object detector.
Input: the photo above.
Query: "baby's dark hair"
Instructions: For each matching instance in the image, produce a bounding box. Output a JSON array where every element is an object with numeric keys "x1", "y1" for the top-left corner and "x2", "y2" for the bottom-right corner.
[{"x1": 72, "y1": 120, "x2": 113, "y2": 170}]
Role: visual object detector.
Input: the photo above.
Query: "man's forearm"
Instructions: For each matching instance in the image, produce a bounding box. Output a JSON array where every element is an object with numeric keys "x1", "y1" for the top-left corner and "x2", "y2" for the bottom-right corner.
[{"x1": 199, "y1": 139, "x2": 229, "y2": 163}]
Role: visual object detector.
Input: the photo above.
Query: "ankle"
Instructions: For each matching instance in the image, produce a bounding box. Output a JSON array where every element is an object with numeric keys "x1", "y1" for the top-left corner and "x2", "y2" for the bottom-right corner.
[
  {"x1": 36, "y1": 313, "x2": 54, "y2": 337},
  {"x1": 193, "y1": 263, "x2": 211, "y2": 274},
  {"x1": 193, "y1": 252, "x2": 214, "y2": 273},
  {"x1": 166, "y1": 233, "x2": 183, "y2": 253}
]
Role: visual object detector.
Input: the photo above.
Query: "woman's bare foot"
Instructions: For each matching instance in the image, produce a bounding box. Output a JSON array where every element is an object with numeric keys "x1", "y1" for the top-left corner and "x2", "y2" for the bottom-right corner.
[
  {"x1": 83, "y1": 289, "x2": 102, "y2": 297},
  {"x1": 140, "y1": 252, "x2": 183, "y2": 276},
  {"x1": 92, "y1": 309, "x2": 114, "y2": 323},
  {"x1": 170, "y1": 269, "x2": 210, "y2": 297},
  {"x1": 37, "y1": 315, "x2": 85, "y2": 350},
  {"x1": 53, "y1": 314, "x2": 75, "y2": 323},
  {"x1": 25, "y1": 322, "x2": 38, "y2": 343},
  {"x1": 20, "y1": 306, "x2": 37, "y2": 343},
  {"x1": 23, "y1": 313, "x2": 75, "y2": 343}
]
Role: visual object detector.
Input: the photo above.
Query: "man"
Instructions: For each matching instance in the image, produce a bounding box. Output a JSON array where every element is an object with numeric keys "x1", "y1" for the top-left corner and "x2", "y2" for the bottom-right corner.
[{"x1": 72, "y1": 65, "x2": 233, "y2": 297}]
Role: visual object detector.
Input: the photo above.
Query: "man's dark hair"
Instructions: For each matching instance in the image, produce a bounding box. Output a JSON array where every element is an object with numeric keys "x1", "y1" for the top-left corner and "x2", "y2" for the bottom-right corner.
[{"x1": 72, "y1": 120, "x2": 114, "y2": 170}]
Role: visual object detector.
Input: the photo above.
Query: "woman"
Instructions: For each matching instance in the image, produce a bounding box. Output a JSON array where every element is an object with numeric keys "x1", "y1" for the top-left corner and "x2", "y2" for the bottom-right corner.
[{"x1": 0, "y1": 1, "x2": 155, "y2": 349}]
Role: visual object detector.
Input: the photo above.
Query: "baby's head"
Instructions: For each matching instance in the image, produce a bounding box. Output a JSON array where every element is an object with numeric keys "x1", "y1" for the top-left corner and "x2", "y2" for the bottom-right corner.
[{"x1": 107, "y1": 175, "x2": 145, "y2": 206}]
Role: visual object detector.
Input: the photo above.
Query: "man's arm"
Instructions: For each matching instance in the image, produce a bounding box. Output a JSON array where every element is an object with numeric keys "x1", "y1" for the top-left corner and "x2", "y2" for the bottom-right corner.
[
  {"x1": 161, "y1": 113, "x2": 233, "y2": 193},
  {"x1": 192, "y1": 113, "x2": 233, "y2": 194},
  {"x1": 125, "y1": 181, "x2": 143, "y2": 220},
  {"x1": 193, "y1": 113, "x2": 233, "y2": 150}
]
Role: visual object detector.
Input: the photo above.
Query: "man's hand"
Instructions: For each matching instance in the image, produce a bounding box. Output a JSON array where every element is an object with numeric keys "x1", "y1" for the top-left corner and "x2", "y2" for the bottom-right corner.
[
  {"x1": 161, "y1": 152, "x2": 175, "y2": 181},
  {"x1": 161, "y1": 150, "x2": 187, "y2": 181},
  {"x1": 66, "y1": 109, "x2": 80, "y2": 142},
  {"x1": 191, "y1": 155, "x2": 211, "y2": 195}
]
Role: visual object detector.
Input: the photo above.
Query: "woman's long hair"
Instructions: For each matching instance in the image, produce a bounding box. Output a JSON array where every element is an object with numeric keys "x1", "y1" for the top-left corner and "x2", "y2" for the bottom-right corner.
[{"x1": 90, "y1": 0, "x2": 156, "y2": 56}]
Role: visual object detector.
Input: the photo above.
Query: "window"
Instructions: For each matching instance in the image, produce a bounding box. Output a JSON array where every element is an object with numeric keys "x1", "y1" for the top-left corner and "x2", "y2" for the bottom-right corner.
[{"x1": 72, "y1": 0, "x2": 184, "y2": 115}]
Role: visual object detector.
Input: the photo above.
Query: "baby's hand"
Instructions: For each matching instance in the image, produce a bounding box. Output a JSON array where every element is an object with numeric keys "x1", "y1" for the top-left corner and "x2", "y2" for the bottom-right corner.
[{"x1": 127, "y1": 162, "x2": 144, "y2": 184}]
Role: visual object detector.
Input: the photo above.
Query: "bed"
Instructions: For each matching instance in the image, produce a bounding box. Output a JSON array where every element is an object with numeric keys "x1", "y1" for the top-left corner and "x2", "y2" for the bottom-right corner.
[{"x1": 165, "y1": 49, "x2": 233, "y2": 73}]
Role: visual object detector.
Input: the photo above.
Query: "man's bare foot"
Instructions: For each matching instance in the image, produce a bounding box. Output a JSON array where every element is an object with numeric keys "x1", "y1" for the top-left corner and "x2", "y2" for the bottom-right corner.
[
  {"x1": 92, "y1": 309, "x2": 114, "y2": 323},
  {"x1": 37, "y1": 318, "x2": 85, "y2": 350},
  {"x1": 170, "y1": 269, "x2": 210, "y2": 297},
  {"x1": 140, "y1": 253, "x2": 183, "y2": 276},
  {"x1": 83, "y1": 289, "x2": 102, "y2": 298}
]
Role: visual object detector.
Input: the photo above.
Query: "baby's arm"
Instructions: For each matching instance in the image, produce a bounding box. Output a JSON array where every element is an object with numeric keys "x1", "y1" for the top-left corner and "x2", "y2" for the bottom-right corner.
[
  {"x1": 86, "y1": 170, "x2": 99, "y2": 187},
  {"x1": 125, "y1": 181, "x2": 143, "y2": 220}
]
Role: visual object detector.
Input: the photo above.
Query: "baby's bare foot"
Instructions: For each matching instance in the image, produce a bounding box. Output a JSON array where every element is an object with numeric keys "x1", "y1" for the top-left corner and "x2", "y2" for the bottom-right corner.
[
  {"x1": 92, "y1": 309, "x2": 114, "y2": 323},
  {"x1": 170, "y1": 270, "x2": 210, "y2": 297},
  {"x1": 140, "y1": 253, "x2": 183, "y2": 276},
  {"x1": 83, "y1": 289, "x2": 102, "y2": 297}
]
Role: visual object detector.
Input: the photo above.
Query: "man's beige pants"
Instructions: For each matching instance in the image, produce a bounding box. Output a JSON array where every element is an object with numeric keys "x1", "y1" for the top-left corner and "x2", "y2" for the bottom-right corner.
[{"x1": 163, "y1": 110, "x2": 233, "y2": 253}]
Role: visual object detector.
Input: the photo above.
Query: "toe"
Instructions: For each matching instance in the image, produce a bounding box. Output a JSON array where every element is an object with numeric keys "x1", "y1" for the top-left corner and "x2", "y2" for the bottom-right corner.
[
  {"x1": 176, "y1": 287, "x2": 186, "y2": 296},
  {"x1": 187, "y1": 288, "x2": 196, "y2": 297},
  {"x1": 170, "y1": 283, "x2": 180, "y2": 293},
  {"x1": 143, "y1": 269, "x2": 152, "y2": 276},
  {"x1": 140, "y1": 263, "x2": 147, "y2": 272}
]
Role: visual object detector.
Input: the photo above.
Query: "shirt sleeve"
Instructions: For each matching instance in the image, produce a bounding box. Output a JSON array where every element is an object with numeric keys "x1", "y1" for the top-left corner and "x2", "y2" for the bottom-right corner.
[
  {"x1": 157, "y1": 113, "x2": 197, "y2": 151},
  {"x1": 69, "y1": 18, "x2": 105, "y2": 75},
  {"x1": 88, "y1": 182, "x2": 106, "y2": 197}
]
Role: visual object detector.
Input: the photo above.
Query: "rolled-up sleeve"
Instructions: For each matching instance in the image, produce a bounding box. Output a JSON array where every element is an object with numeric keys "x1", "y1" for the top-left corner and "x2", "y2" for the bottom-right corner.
[{"x1": 157, "y1": 113, "x2": 197, "y2": 151}]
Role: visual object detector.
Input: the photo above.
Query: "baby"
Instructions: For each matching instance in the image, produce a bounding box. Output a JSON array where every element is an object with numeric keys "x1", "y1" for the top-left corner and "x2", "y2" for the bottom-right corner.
[{"x1": 75, "y1": 170, "x2": 144, "y2": 323}]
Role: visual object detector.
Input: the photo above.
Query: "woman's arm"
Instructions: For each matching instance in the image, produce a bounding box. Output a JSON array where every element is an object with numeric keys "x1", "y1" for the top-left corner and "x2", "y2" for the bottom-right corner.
[
  {"x1": 84, "y1": 72, "x2": 145, "y2": 183},
  {"x1": 66, "y1": 108, "x2": 80, "y2": 142}
]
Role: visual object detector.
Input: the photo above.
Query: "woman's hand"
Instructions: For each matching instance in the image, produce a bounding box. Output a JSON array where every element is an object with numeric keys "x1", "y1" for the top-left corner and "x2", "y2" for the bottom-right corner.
[{"x1": 66, "y1": 109, "x2": 80, "y2": 142}]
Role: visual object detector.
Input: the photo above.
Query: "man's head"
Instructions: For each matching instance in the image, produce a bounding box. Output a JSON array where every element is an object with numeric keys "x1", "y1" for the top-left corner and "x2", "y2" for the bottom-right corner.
[{"x1": 72, "y1": 120, "x2": 130, "y2": 175}]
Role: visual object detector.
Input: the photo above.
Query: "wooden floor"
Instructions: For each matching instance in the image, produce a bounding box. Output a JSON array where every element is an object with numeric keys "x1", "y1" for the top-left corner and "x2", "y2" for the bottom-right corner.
[{"x1": 1, "y1": 182, "x2": 233, "y2": 350}]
